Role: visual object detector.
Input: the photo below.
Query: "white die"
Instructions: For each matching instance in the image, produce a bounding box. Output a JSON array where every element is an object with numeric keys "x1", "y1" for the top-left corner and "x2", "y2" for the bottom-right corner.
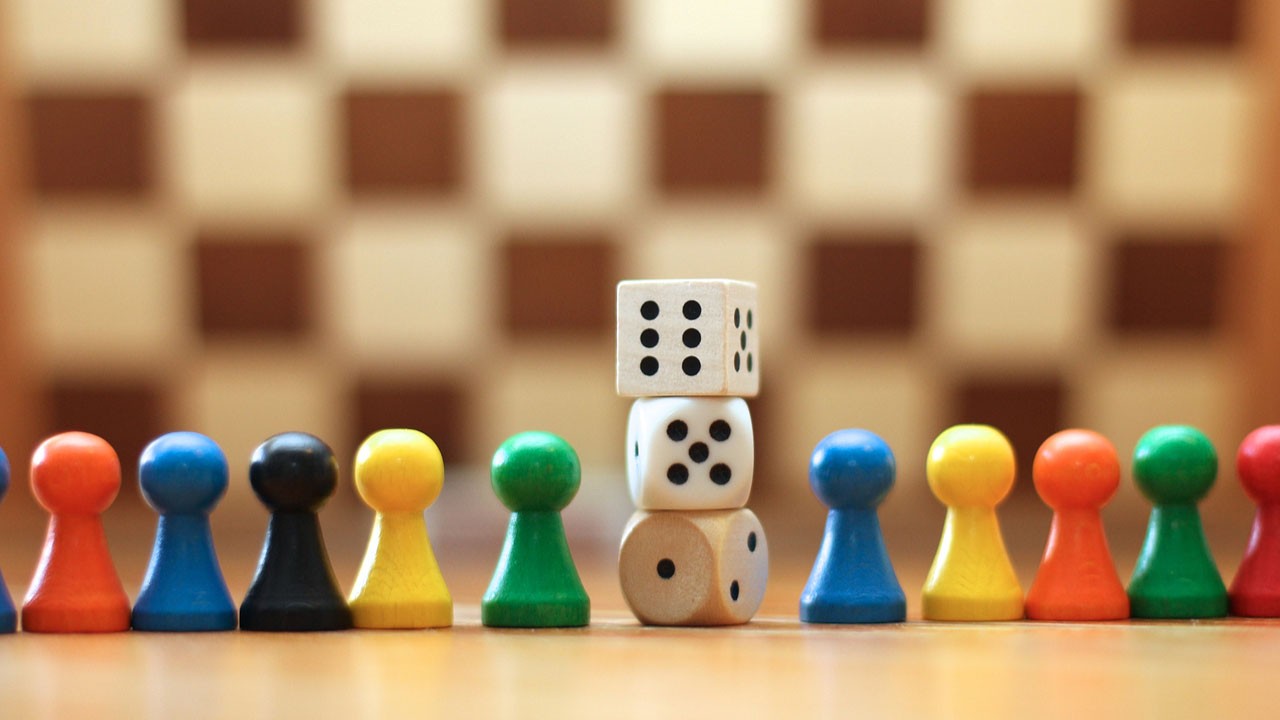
[
  {"x1": 627, "y1": 397, "x2": 753, "y2": 510},
  {"x1": 616, "y1": 279, "x2": 759, "y2": 397}
]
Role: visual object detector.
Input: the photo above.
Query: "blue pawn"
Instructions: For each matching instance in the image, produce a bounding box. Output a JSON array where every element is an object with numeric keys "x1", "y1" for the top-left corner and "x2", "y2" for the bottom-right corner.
[
  {"x1": 132, "y1": 432, "x2": 237, "y2": 631},
  {"x1": 799, "y1": 429, "x2": 906, "y2": 623},
  {"x1": 0, "y1": 447, "x2": 15, "y2": 633}
]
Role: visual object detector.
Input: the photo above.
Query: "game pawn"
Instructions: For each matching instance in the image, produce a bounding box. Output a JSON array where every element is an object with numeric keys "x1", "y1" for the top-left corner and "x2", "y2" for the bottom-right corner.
[
  {"x1": 0, "y1": 447, "x2": 14, "y2": 633},
  {"x1": 1231, "y1": 425, "x2": 1280, "y2": 616},
  {"x1": 22, "y1": 432, "x2": 131, "y2": 633},
  {"x1": 800, "y1": 429, "x2": 906, "y2": 624},
  {"x1": 1025, "y1": 429, "x2": 1129, "y2": 621},
  {"x1": 1128, "y1": 425, "x2": 1227, "y2": 619},
  {"x1": 132, "y1": 432, "x2": 238, "y2": 631},
  {"x1": 922, "y1": 424, "x2": 1023, "y2": 622},
  {"x1": 482, "y1": 432, "x2": 590, "y2": 628},
  {"x1": 240, "y1": 432, "x2": 353, "y2": 632},
  {"x1": 348, "y1": 429, "x2": 452, "y2": 629}
]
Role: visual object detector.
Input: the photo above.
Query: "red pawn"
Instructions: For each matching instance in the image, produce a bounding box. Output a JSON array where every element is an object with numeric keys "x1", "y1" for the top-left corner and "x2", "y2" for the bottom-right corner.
[
  {"x1": 1229, "y1": 425, "x2": 1280, "y2": 617},
  {"x1": 1026, "y1": 429, "x2": 1129, "y2": 621},
  {"x1": 22, "y1": 432, "x2": 131, "y2": 633}
]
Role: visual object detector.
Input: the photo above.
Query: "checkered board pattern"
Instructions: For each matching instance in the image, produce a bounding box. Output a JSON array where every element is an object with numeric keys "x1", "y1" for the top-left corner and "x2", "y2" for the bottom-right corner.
[{"x1": 0, "y1": 0, "x2": 1254, "y2": 527}]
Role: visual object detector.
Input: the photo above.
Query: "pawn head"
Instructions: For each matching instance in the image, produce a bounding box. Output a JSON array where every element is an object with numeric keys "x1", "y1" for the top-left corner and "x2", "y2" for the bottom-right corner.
[
  {"x1": 1033, "y1": 429, "x2": 1120, "y2": 510},
  {"x1": 31, "y1": 432, "x2": 121, "y2": 515},
  {"x1": 927, "y1": 424, "x2": 1015, "y2": 508},
  {"x1": 139, "y1": 432, "x2": 229, "y2": 515},
  {"x1": 491, "y1": 431, "x2": 580, "y2": 512},
  {"x1": 1237, "y1": 425, "x2": 1280, "y2": 504},
  {"x1": 809, "y1": 429, "x2": 895, "y2": 510},
  {"x1": 249, "y1": 432, "x2": 338, "y2": 512},
  {"x1": 0, "y1": 446, "x2": 8, "y2": 501},
  {"x1": 1133, "y1": 425, "x2": 1216, "y2": 505},
  {"x1": 354, "y1": 429, "x2": 444, "y2": 514}
]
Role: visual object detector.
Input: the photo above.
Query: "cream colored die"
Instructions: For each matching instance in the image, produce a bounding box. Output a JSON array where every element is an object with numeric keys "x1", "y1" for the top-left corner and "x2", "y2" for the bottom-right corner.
[
  {"x1": 619, "y1": 509, "x2": 769, "y2": 626},
  {"x1": 626, "y1": 397, "x2": 753, "y2": 511},
  {"x1": 616, "y1": 279, "x2": 759, "y2": 397}
]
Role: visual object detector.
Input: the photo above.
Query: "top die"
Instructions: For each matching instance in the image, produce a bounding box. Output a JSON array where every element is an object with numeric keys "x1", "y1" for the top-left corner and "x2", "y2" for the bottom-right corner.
[{"x1": 617, "y1": 279, "x2": 759, "y2": 397}]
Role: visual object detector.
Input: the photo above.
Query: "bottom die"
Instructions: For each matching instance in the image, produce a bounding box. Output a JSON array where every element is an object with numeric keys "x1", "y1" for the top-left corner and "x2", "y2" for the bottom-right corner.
[{"x1": 619, "y1": 508, "x2": 768, "y2": 626}]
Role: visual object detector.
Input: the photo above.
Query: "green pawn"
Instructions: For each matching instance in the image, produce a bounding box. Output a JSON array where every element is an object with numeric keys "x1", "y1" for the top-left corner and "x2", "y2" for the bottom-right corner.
[
  {"x1": 1127, "y1": 425, "x2": 1228, "y2": 618},
  {"x1": 482, "y1": 431, "x2": 590, "y2": 628}
]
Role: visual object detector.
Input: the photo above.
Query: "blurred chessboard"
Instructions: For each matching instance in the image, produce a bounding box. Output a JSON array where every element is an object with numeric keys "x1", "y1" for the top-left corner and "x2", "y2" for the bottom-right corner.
[{"x1": 0, "y1": 0, "x2": 1267, "y2": 563}]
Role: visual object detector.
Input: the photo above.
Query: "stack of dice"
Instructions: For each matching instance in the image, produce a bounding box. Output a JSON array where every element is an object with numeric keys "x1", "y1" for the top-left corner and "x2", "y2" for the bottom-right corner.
[{"x1": 615, "y1": 279, "x2": 770, "y2": 626}]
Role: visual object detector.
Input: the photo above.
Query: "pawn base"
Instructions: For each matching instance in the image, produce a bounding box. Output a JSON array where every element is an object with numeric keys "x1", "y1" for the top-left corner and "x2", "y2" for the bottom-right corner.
[
  {"x1": 481, "y1": 598, "x2": 589, "y2": 629},
  {"x1": 800, "y1": 596, "x2": 906, "y2": 624},
  {"x1": 132, "y1": 608, "x2": 237, "y2": 632}
]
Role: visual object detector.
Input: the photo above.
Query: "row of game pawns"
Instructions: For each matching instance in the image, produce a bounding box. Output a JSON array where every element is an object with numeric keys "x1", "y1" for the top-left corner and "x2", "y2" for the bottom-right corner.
[
  {"x1": 0, "y1": 422, "x2": 1278, "y2": 633},
  {"x1": 0, "y1": 428, "x2": 590, "y2": 633}
]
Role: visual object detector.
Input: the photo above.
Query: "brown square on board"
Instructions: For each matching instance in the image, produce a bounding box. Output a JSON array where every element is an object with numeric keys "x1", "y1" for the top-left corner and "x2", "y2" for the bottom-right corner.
[
  {"x1": 656, "y1": 90, "x2": 771, "y2": 195},
  {"x1": 46, "y1": 379, "x2": 166, "y2": 499},
  {"x1": 501, "y1": 0, "x2": 614, "y2": 46},
  {"x1": 966, "y1": 89, "x2": 1080, "y2": 193},
  {"x1": 196, "y1": 234, "x2": 312, "y2": 338},
  {"x1": 502, "y1": 234, "x2": 618, "y2": 336},
  {"x1": 345, "y1": 91, "x2": 462, "y2": 195},
  {"x1": 26, "y1": 92, "x2": 151, "y2": 197},
  {"x1": 183, "y1": 0, "x2": 300, "y2": 49},
  {"x1": 1109, "y1": 236, "x2": 1226, "y2": 334},
  {"x1": 815, "y1": 0, "x2": 929, "y2": 46},
  {"x1": 952, "y1": 375, "x2": 1066, "y2": 494},
  {"x1": 807, "y1": 234, "x2": 919, "y2": 335},
  {"x1": 1125, "y1": 0, "x2": 1240, "y2": 48},
  {"x1": 353, "y1": 379, "x2": 471, "y2": 465}
]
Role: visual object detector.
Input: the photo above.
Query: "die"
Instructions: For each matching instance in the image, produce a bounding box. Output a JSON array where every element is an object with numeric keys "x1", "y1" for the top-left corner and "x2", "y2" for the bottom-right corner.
[
  {"x1": 616, "y1": 279, "x2": 759, "y2": 397},
  {"x1": 626, "y1": 397, "x2": 753, "y2": 510},
  {"x1": 618, "y1": 508, "x2": 768, "y2": 626}
]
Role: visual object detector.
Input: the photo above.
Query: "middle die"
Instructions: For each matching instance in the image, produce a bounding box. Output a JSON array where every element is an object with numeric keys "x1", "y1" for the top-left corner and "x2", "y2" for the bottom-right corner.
[{"x1": 627, "y1": 396, "x2": 753, "y2": 510}]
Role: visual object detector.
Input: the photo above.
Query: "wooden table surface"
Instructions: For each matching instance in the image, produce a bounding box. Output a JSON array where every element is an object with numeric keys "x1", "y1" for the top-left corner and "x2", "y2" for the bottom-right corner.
[
  {"x1": 0, "y1": 496, "x2": 1273, "y2": 719},
  {"x1": 1, "y1": 537, "x2": 1277, "y2": 718},
  {"x1": 3, "y1": 608, "x2": 1278, "y2": 719}
]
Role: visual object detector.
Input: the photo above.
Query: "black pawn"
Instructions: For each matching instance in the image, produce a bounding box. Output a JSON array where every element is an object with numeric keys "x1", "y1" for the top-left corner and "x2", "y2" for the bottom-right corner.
[{"x1": 240, "y1": 432, "x2": 353, "y2": 632}]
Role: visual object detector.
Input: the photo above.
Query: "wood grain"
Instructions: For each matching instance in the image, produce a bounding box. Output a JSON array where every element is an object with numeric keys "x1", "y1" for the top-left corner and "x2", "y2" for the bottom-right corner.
[
  {"x1": 1235, "y1": 0, "x2": 1280, "y2": 427},
  {"x1": 0, "y1": 8, "x2": 38, "y2": 501},
  {"x1": 0, "y1": 611, "x2": 1278, "y2": 718}
]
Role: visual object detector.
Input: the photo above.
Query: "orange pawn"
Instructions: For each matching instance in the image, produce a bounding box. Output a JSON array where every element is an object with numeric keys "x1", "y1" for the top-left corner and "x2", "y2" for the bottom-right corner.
[
  {"x1": 22, "y1": 432, "x2": 131, "y2": 633},
  {"x1": 1025, "y1": 429, "x2": 1129, "y2": 621}
]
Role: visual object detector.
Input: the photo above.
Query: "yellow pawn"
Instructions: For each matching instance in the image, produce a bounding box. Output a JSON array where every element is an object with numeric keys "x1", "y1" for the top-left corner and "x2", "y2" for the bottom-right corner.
[
  {"x1": 348, "y1": 429, "x2": 452, "y2": 628},
  {"x1": 922, "y1": 424, "x2": 1024, "y2": 621}
]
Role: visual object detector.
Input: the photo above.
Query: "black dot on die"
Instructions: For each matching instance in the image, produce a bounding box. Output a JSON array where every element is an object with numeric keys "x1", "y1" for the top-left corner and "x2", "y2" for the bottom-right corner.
[
  {"x1": 641, "y1": 301, "x2": 660, "y2": 320},
  {"x1": 710, "y1": 464, "x2": 732, "y2": 485},
  {"x1": 740, "y1": 331, "x2": 746, "y2": 350},
  {"x1": 734, "y1": 353, "x2": 741, "y2": 371},
  {"x1": 683, "y1": 300, "x2": 701, "y2": 320},
  {"x1": 640, "y1": 329, "x2": 659, "y2": 348},
  {"x1": 730, "y1": 581, "x2": 740, "y2": 601},
  {"x1": 667, "y1": 464, "x2": 689, "y2": 485},
  {"x1": 747, "y1": 310, "x2": 753, "y2": 329},
  {"x1": 688, "y1": 442, "x2": 709, "y2": 463},
  {"x1": 657, "y1": 559, "x2": 675, "y2": 579},
  {"x1": 667, "y1": 420, "x2": 688, "y2": 441},
  {"x1": 734, "y1": 308, "x2": 741, "y2": 328},
  {"x1": 640, "y1": 357, "x2": 659, "y2": 376},
  {"x1": 683, "y1": 328, "x2": 701, "y2": 348},
  {"x1": 709, "y1": 420, "x2": 731, "y2": 442},
  {"x1": 747, "y1": 354, "x2": 753, "y2": 372},
  {"x1": 747, "y1": 532, "x2": 757, "y2": 552},
  {"x1": 682, "y1": 356, "x2": 701, "y2": 376},
  {"x1": 633, "y1": 441, "x2": 639, "y2": 457}
]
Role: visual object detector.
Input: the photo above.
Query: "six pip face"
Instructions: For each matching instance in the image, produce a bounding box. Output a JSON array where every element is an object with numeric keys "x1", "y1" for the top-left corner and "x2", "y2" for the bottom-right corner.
[
  {"x1": 616, "y1": 280, "x2": 760, "y2": 397},
  {"x1": 627, "y1": 397, "x2": 754, "y2": 510}
]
